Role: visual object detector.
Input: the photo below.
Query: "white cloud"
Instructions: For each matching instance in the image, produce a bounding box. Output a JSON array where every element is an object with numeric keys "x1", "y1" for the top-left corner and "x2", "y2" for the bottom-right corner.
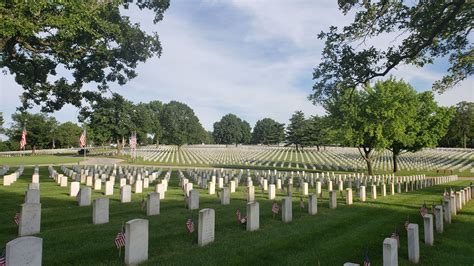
[{"x1": 0, "y1": 0, "x2": 471, "y2": 134}]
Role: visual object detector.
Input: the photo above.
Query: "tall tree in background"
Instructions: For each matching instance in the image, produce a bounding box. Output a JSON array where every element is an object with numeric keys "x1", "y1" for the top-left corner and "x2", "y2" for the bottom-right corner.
[
  {"x1": 252, "y1": 118, "x2": 285, "y2": 145},
  {"x1": 383, "y1": 83, "x2": 453, "y2": 172},
  {"x1": 286, "y1": 111, "x2": 306, "y2": 151},
  {"x1": 440, "y1": 101, "x2": 474, "y2": 148},
  {"x1": 1, "y1": 0, "x2": 169, "y2": 112},
  {"x1": 326, "y1": 78, "x2": 421, "y2": 175},
  {"x1": 213, "y1": 114, "x2": 250, "y2": 146},
  {"x1": 160, "y1": 101, "x2": 206, "y2": 148},
  {"x1": 8, "y1": 112, "x2": 58, "y2": 153},
  {"x1": 0, "y1": 112, "x2": 4, "y2": 134},
  {"x1": 146, "y1": 100, "x2": 164, "y2": 146},
  {"x1": 55, "y1": 122, "x2": 83, "y2": 148},
  {"x1": 82, "y1": 93, "x2": 134, "y2": 155},
  {"x1": 302, "y1": 115, "x2": 333, "y2": 151},
  {"x1": 311, "y1": 0, "x2": 473, "y2": 103}
]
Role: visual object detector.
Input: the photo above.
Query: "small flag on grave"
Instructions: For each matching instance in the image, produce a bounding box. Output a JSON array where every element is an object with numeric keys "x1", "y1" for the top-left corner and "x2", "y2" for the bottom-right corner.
[
  {"x1": 420, "y1": 202, "x2": 428, "y2": 217},
  {"x1": 272, "y1": 202, "x2": 279, "y2": 218},
  {"x1": 186, "y1": 218, "x2": 194, "y2": 234},
  {"x1": 363, "y1": 250, "x2": 371, "y2": 266},
  {"x1": 299, "y1": 197, "x2": 304, "y2": 209},
  {"x1": 115, "y1": 227, "x2": 126, "y2": 249},
  {"x1": 0, "y1": 249, "x2": 5, "y2": 266},
  {"x1": 13, "y1": 212, "x2": 20, "y2": 226},
  {"x1": 404, "y1": 215, "x2": 410, "y2": 230}
]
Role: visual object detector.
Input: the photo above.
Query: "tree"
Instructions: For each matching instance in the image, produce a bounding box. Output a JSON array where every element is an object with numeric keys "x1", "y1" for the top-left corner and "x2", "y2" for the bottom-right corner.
[
  {"x1": 8, "y1": 112, "x2": 58, "y2": 153},
  {"x1": 286, "y1": 111, "x2": 306, "y2": 151},
  {"x1": 311, "y1": 1, "x2": 473, "y2": 103},
  {"x1": 440, "y1": 101, "x2": 474, "y2": 148},
  {"x1": 0, "y1": 112, "x2": 4, "y2": 134},
  {"x1": 160, "y1": 101, "x2": 206, "y2": 147},
  {"x1": 302, "y1": 115, "x2": 333, "y2": 151},
  {"x1": 213, "y1": 114, "x2": 250, "y2": 146},
  {"x1": 1, "y1": 1, "x2": 170, "y2": 112},
  {"x1": 55, "y1": 122, "x2": 83, "y2": 148},
  {"x1": 146, "y1": 100, "x2": 164, "y2": 146},
  {"x1": 384, "y1": 85, "x2": 453, "y2": 172},
  {"x1": 82, "y1": 93, "x2": 134, "y2": 154},
  {"x1": 252, "y1": 118, "x2": 285, "y2": 145},
  {"x1": 326, "y1": 78, "x2": 420, "y2": 175}
]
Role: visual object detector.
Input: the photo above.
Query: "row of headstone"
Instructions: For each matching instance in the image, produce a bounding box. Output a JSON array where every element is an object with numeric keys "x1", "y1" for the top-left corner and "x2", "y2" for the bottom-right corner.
[
  {"x1": 2, "y1": 166, "x2": 24, "y2": 186},
  {"x1": 345, "y1": 181, "x2": 472, "y2": 265}
]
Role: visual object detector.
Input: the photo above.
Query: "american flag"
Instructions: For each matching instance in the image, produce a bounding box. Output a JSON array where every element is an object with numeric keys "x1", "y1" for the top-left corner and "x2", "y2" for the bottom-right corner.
[
  {"x1": 79, "y1": 130, "x2": 86, "y2": 148},
  {"x1": 272, "y1": 202, "x2": 279, "y2": 214},
  {"x1": 19, "y1": 127, "x2": 27, "y2": 149},
  {"x1": 391, "y1": 231, "x2": 399, "y2": 245},
  {"x1": 186, "y1": 218, "x2": 194, "y2": 234},
  {"x1": 420, "y1": 203, "x2": 428, "y2": 217},
  {"x1": 300, "y1": 197, "x2": 304, "y2": 209},
  {"x1": 14, "y1": 212, "x2": 20, "y2": 225},
  {"x1": 404, "y1": 216, "x2": 410, "y2": 230},
  {"x1": 443, "y1": 188, "x2": 449, "y2": 199},
  {"x1": 363, "y1": 251, "x2": 370, "y2": 266},
  {"x1": 130, "y1": 133, "x2": 137, "y2": 150},
  {"x1": 114, "y1": 228, "x2": 126, "y2": 249},
  {"x1": 0, "y1": 249, "x2": 5, "y2": 266},
  {"x1": 236, "y1": 209, "x2": 242, "y2": 221}
]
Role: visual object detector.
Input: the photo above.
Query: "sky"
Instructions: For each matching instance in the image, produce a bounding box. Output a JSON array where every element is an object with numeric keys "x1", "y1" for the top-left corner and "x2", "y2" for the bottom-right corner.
[{"x1": 1, "y1": 0, "x2": 473, "y2": 132}]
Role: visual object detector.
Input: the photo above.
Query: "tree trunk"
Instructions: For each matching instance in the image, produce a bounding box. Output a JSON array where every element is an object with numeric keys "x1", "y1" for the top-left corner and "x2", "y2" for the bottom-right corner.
[
  {"x1": 32, "y1": 145, "x2": 36, "y2": 155},
  {"x1": 366, "y1": 158, "x2": 373, "y2": 176},
  {"x1": 116, "y1": 139, "x2": 122, "y2": 156},
  {"x1": 316, "y1": 146, "x2": 320, "y2": 152},
  {"x1": 464, "y1": 133, "x2": 467, "y2": 148},
  {"x1": 393, "y1": 151, "x2": 398, "y2": 173}
]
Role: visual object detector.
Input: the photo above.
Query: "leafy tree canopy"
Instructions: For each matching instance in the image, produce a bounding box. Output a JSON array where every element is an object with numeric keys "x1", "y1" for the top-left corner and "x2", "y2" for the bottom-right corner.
[
  {"x1": 252, "y1": 118, "x2": 285, "y2": 145},
  {"x1": 1, "y1": 0, "x2": 169, "y2": 112},
  {"x1": 54, "y1": 121, "x2": 83, "y2": 148},
  {"x1": 160, "y1": 101, "x2": 207, "y2": 146},
  {"x1": 440, "y1": 101, "x2": 474, "y2": 148},
  {"x1": 213, "y1": 114, "x2": 251, "y2": 145},
  {"x1": 286, "y1": 111, "x2": 307, "y2": 150},
  {"x1": 312, "y1": 0, "x2": 473, "y2": 103},
  {"x1": 7, "y1": 112, "x2": 58, "y2": 152}
]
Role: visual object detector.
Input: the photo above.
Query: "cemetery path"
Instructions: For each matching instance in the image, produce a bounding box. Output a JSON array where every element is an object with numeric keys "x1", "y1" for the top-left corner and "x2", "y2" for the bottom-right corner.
[{"x1": 80, "y1": 157, "x2": 124, "y2": 165}]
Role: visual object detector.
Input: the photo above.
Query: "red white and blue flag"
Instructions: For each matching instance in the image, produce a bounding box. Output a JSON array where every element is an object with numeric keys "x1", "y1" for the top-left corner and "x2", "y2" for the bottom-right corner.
[
  {"x1": 115, "y1": 227, "x2": 126, "y2": 249},
  {"x1": 19, "y1": 128, "x2": 27, "y2": 150},
  {"x1": 79, "y1": 129, "x2": 86, "y2": 148},
  {"x1": 14, "y1": 212, "x2": 20, "y2": 225},
  {"x1": 186, "y1": 218, "x2": 194, "y2": 234},
  {"x1": 0, "y1": 249, "x2": 5, "y2": 266}
]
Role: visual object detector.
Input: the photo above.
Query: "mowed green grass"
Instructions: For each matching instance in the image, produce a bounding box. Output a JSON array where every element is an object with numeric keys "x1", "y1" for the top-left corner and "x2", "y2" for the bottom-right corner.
[
  {"x1": 0, "y1": 167, "x2": 473, "y2": 265},
  {"x1": 0, "y1": 155, "x2": 83, "y2": 166}
]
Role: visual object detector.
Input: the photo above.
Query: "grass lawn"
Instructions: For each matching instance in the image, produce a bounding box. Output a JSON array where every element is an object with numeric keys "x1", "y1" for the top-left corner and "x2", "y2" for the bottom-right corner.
[
  {"x1": 0, "y1": 155, "x2": 83, "y2": 166},
  {"x1": 0, "y1": 167, "x2": 473, "y2": 265}
]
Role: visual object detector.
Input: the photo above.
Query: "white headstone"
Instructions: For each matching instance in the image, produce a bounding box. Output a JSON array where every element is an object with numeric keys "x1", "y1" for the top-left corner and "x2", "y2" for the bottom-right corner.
[
  {"x1": 198, "y1": 208, "x2": 215, "y2": 247},
  {"x1": 6, "y1": 236, "x2": 42, "y2": 266},
  {"x1": 125, "y1": 219, "x2": 149, "y2": 265}
]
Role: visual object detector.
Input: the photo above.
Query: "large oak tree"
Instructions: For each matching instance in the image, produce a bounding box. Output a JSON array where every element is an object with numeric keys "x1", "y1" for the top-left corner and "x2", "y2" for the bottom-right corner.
[{"x1": 1, "y1": 0, "x2": 169, "y2": 112}]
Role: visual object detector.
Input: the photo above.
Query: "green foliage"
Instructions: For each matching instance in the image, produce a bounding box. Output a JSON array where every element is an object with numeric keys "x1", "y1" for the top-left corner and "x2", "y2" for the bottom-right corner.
[
  {"x1": 302, "y1": 115, "x2": 333, "y2": 150},
  {"x1": 213, "y1": 114, "x2": 251, "y2": 145},
  {"x1": 326, "y1": 78, "x2": 422, "y2": 174},
  {"x1": 0, "y1": 0, "x2": 169, "y2": 112},
  {"x1": 252, "y1": 118, "x2": 285, "y2": 145},
  {"x1": 54, "y1": 122, "x2": 83, "y2": 148},
  {"x1": 0, "y1": 112, "x2": 4, "y2": 134},
  {"x1": 82, "y1": 93, "x2": 134, "y2": 148},
  {"x1": 311, "y1": 1, "x2": 473, "y2": 103},
  {"x1": 160, "y1": 101, "x2": 207, "y2": 146},
  {"x1": 7, "y1": 112, "x2": 58, "y2": 151},
  {"x1": 285, "y1": 111, "x2": 306, "y2": 150},
  {"x1": 146, "y1": 100, "x2": 164, "y2": 145},
  {"x1": 440, "y1": 101, "x2": 474, "y2": 148}
]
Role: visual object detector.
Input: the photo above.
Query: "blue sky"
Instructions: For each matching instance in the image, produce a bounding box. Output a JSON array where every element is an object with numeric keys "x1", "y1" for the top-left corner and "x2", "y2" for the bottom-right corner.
[{"x1": 1, "y1": 0, "x2": 472, "y2": 132}]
